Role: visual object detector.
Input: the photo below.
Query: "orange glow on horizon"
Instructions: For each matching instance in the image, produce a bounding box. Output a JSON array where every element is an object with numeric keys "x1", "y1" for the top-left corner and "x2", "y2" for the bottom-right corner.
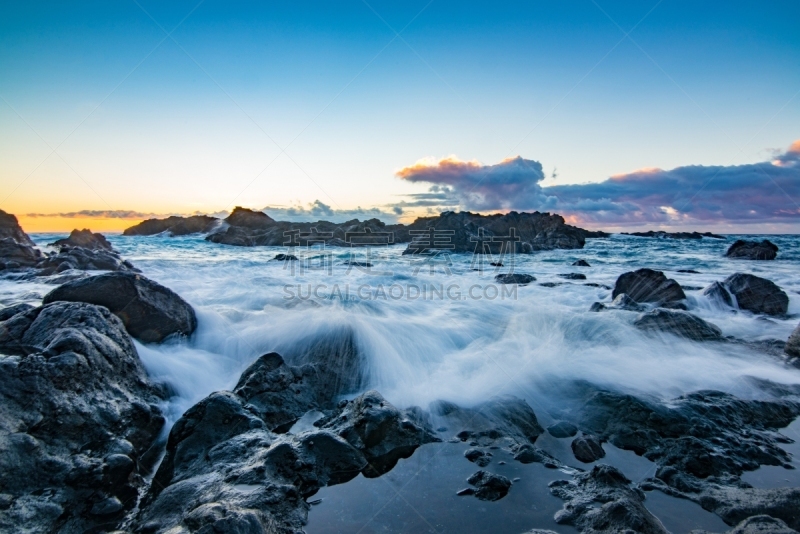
[{"x1": 16, "y1": 216, "x2": 140, "y2": 234}]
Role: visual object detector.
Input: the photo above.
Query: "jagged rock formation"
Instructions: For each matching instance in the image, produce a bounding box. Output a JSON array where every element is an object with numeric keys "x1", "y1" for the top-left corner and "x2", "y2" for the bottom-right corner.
[
  {"x1": 123, "y1": 215, "x2": 219, "y2": 236},
  {"x1": 50, "y1": 228, "x2": 113, "y2": 250}
]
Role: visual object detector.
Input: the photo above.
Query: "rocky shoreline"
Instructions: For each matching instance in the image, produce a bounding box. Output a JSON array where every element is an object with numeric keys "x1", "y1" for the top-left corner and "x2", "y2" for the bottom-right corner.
[{"x1": 1, "y1": 209, "x2": 800, "y2": 533}]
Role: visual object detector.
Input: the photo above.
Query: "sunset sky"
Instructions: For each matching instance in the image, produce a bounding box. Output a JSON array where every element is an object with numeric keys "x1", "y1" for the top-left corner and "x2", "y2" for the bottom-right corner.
[{"x1": 1, "y1": 1, "x2": 799, "y2": 233}]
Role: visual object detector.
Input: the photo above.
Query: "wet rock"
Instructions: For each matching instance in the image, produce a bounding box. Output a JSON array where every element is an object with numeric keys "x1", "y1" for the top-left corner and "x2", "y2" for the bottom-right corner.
[
  {"x1": 343, "y1": 260, "x2": 373, "y2": 268},
  {"x1": 724, "y1": 273, "x2": 789, "y2": 316},
  {"x1": 725, "y1": 515, "x2": 799, "y2": 533},
  {"x1": 513, "y1": 444, "x2": 561, "y2": 468},
  {"x1": 495, "y1": 273, "x2": 535, "y2": 285},
  {"x1": 321, "y1": 390, "x2": 439, "y2": 477},
  {"x1": 464, "y1": 448, "x2": 491, "y2": 467},
  {"x1": 466, "y1": 470, "x2": 512, "y2": 501},
  {"x1": 633, "y1": 308, "x2": 724, "y2": 341},
  {"x1": 786, "y1": 323, "x2": 800, "y2": 359},
  {"x1": 540, "y1": 282, "x2": 563, "y2": 288},
  {"x1": 0, "y1": 302, "x2": 165, "y2": 533},
  {"x1": 274, "y1": 253, "x2": 298, "y2": 261},
  {"x1": 489, "y1": 261, "x2": 503, "y2": 267},
  {"x1": 613, "y1": 268, "x2": 686, "y2": 306},
  {"x1": 625, "y1": 230, "x2": 725, "y2": 240},
  {"x1": 726, "y1": 240, "x2": 778, "y2": 260},
  {"x1": 0, "y1": 238, "x2": 43, "y2": 269},
  {"x1": 0, "y1": 303, "x2": 34, "y2": 322},
  {"x1": 679, "y1": 269, "x2": 701, "y2": 273},
  {"x1": 36, "y1": 246, "x2": 137, "y2": 275},
  {"x1": 549, "y1": 465, "x2": 668, "y2": 533},
  {"x1": 589, "y1": 302, "x2": 606, "y2": 312},
  {"x1": 558, "y1": 273, "x2": 586, "y2": 280},
  {"x1": 572, "y1": 260, "x2": 591, "y2": 267},
  {"x1": 438, "y1": 395, "x2": 544, "y2": 448},
  {"x1": 0, "y1": 209, "x2": 35, "y2": 246},
  {"x1": 705, "y1": 281, "x2": 734, "y2": 307},
  {"x1": 123, "y1": 215, "x2": 219, "y2": 236},
  {"x1": 43, "y1": 272, "x2": 197, "y2": 343},
  {"x1": 571, "y1": 435, "x2": 605, "y2": 463},
  {"x1": 50, "y1": 229, "x2": 113, "y2": 251},
  {"x1": 590, "y1": 293, "x2": 645, "y2": 313},
  {"x1": 547, "y1": 421, "x2": 578, "y2": 438}
]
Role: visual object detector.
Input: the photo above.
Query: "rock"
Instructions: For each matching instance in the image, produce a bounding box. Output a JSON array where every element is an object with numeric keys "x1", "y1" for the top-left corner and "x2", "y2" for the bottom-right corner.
[
  {"x1": 624, "y1": 230, "x2": 724, "y2": 239},
  {"x1": 705, "y1": 281, "x2": 734, "y2": 307},
  {"x1": 590, "y1": 293, "x2": 645, "y2": 313},
  {"x1": 0, "y1": 303, "x2": 34, "y2": 321},
  {"x1": 690, "y1": 486, "x2": 800, "y2": 531},
  {"x1": 786, "y1": 323, "x2": 800, "y2": 359},
  {"x1": 549, "y1": 465, "x2": 668, "y2": 533},
  {"x1": 589, "y1": 302, "x2": 606, "y2": 312},
  {"x1": 274, "y1": 253, "x2": 298, "y2": 261},
  {"x1": 50, "y1": 229, "x2": 113, "y2": 251},
  {"x1": 320, "y1": 390, "x2": 439, "y2": 477},
  {"x1": 466, "y1": 470, "x2": 512, "y2": 501},
  {"x1": 612, "y1": 268, "x2": 686, "y2": 305},
  {"x1": 489, "y1": 261, "x2": 503, "y2": 267},
  {"x1": 0, "y1": 209, "x2": 35, "y2": 246},
  {"x1": 343, "y1": 260, "x2": 372, "y2": 268},
  {"x1": 123, "y1": 215, "x2": 219, "y2": 236},
  {"x1": 494, "y1": 273, "x2": 535, "y2": 285},
  {"x1": 42, "y1": 272, "x2": 197, "y2": 343},
  {"x1": 679, "y1": 269, "x2": 701, "y2": 273},
  {"x1": 571, "y1": 435, "x2": 605, "y2": 463},
  {"x1": 720, "y1": 515, "x2": 799, "y2": 534},
  {"x1": 438, "y1": 396, "x2": 544, "y2": 448},
  {"x1": 558, "y1": 273, "x2": 586, "y2": 280},
  {"x1": 464, "y1": 448, "x2": 491, "y2": 467},
  {"x1": 572, "y1": 260, "x2": 591, "y2": 267},
  {"x1": 0, "y1": 302, "x2": 165, "y2": 533},
  {"x1": 513, "y1": 444, "x2": 561, "y2": 468},
  {"x1": 633, "y1": 308, "x2": 724, "y2": 341},
  {"x1": 0, "y1": 237, "x2": 42, "y2": 268},
  {"x1": 547, "y1": 422, "x2": 578, "y2": 438},
  {"x1": 540, "y1": 282, "x2": 563, "y2": 288},
  {"x1": 723, "y1": 274, "x2": 789, "y2": 316},
  {"x1": 36, "y1": 246, "x2": 137, "y2": 275},
  {"x1": 726, "y1": 240, "x2": 779, "y2": 260}
]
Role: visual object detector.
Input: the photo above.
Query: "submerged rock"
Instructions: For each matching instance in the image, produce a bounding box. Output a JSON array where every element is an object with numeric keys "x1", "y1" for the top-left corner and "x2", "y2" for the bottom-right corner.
[
  {"x1": 705, "y1": 281, "x2": 734, "y2": 307},
  {"x1": 572, "y1": 259, "x2": 591, "y2": 267},
  {"x1": 726, "y1": 240, "x2": 779, "y2": 260},
  {"x1": 722, "y1": 273, "x2": 789, "y2": 316},
  {"x1": 612, "y1": 268, "x2": 686, "y2": 306},
  {"x1": 550, "y1": 465, "x2": 668, "y2": 533},
  {"x1": 558, "y1": 273, "x2": 586, "y2": 280},
  {"x1": 437, "y1": 395, "x2": 545, "y2": 448},
  {"x1": 0, "y1": 302, "x2": 165, "y2": 533},
  {"x1": 786, "y1": 323, "x2": 800, "y2": 359},
  {"x1": 589, "y1": 293, "x2": 646, "y2": 313},
  {"x1": 274, "y1": 253, "x2": 298, "y2": 261},
  {"x1": 49, "y1": 228, "x2": 113, "y2": 251},
  {"x1": 494, "y1": 273, "x2": 535, "y2": 285},
  {"x1": 466, "y1": 470, "x2": 512, "y2": 501},
  {"x1": 633, "y1": 308, "x2": 724, "y2": 341},
  {"x1": 43, "y1": 272, "x2": 197, "y2": 343},
  {"x1": 625, "y1": 230, "x2": 725, "y2": 240}
]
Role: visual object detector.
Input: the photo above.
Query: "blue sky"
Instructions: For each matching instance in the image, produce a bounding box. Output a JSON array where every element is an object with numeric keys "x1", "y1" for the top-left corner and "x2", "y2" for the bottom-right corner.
[{"x1": 1, "y1": 1, "x2": 799, "y2": 231}]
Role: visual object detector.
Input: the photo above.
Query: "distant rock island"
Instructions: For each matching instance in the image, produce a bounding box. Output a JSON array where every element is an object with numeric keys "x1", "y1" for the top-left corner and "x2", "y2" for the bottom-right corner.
[
  {"x1": 622, "y1": 230, "x2": 725, "y2": 239},
  {"x1": 123, "y1": 207, "x2": 610, "y2": 252}
]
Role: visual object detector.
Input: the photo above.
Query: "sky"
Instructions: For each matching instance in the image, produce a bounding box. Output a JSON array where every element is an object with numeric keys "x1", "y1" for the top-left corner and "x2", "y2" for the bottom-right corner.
[{"x1": 1, "y1": 1, "x2": 799, "y2": 233}]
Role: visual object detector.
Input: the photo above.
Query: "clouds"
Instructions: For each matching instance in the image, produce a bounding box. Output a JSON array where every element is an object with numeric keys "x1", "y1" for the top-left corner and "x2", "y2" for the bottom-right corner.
[
  {"x1": 396, "y1": 156, "x2": 549, "y2": 211},
  {"x1": 395, "y1": 140, "x2": 800, "y2": 227},
  {"x1": 262, "y1": 200, "x2": 400, "y2": 223}
]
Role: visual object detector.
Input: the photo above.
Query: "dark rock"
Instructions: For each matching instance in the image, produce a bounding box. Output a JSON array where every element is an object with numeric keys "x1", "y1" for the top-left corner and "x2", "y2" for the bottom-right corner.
[
  {"x1": 571, "y1": 435, "x2": 605, "y2": 463},
  {"x1": 274, "y1": 253, "x2": 298, "y2": 261},
  {"x1": 0, "y1": 303, "x2": 34, "y2": 322},
  {"x1": 343, "y1": 260, "x2": 373, "y2": 268},
  {"x1": 624, "y1": 230, "x2": 724, "y2": 239},
  {"x1": 724, "y1": 273, "x2": 789, "y2": 316},
  {"x1": 489, "y1": 261, "x2": 503, "y2": 267},
  {"x1": 786, "y1": 323, "x2": 800, "y2": 359},
  {"x1": 679, "y1": 269, "x2": 701, "y2": 273},
  {"x1": 42, "y1": 272, "x2": 197, "y2": 343},
  {"x1": 558, "y1": 273, "x2": 586, "y2": 280},
  {"x1": 590, "y1": 293, "x2": 645, "y2": 313},
  {"x1": 589, "y1": 302, "x2": 606, "y2": 312},
  {"x1": 50, "y1": 228, "x2": 113, "y2": 251},
  {"x1": 705, "y1": 281, "x2": 734, "y2": 307},
  {"x1": 685, "y1": 486, "x2": 800, "y2": 530},
  {"x1": 123, "y1": 215, "x2": 219, "y2": 236},
  {"x1": 540, "y1": 282, "x2": 563, "y2": 288},
  {"x1": 0, "y1": 237, "x2": 42, "y2": 268},
  {"x1": 0, "y1": 302, "x2": 165, "y2": 533},
  {"x1": 612, "y1": 268, "x2": 686, "y2": 305},
  {"x1": 724, "y1": 514, "x2": 799, "y2": 534},
  {"x1": 438, "y1": 396, "x2": 544, "y2": 448},
  {"x1": 572, "y1": 259, "x2": 591, "y2": 267},
  {"x1": 726, "y1": 240, "x2": 779, "y2": 260},
  {"x1": 464, "y1": 448, "x2": 491, "y2": 467},
  {"x1": 36, "y1": 246, "x2": 137, "y2": 275},
  {"x1": 513, "y1": 444, "x2": 561, "y2": 468},
  {"x1": 549, "y1": 465, "x2": 668, "y2": 533},
  {"x1": 634, "y1": 308, "x2": 724, "y2": 341},
  {"x1": 495, "y1": 273, "x2": 535, "y2": 285},
  {"x1": 547, "y1": 422, "x2": 578, "y2": 438},
  {"x1": 0, "y1": 209, "x2": 35, "y2": 246},
  {"x1": 466, "y1": 470, "x2": 512, "y2": 501},
  {"x1": 457, "y1": 487, "x2": 475, "y2": 496}
]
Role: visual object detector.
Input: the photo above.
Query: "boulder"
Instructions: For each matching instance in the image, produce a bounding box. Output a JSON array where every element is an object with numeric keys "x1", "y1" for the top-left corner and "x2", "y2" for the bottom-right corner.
[
  {"x1": 0, "y1": 302, "x2": 165, "y2": 533},
  {"x1": 786, "y1": 323, "x2": 800, "y2": 359},
  {"x1": 494, "y1": 273, "x2": 535, "y2": 285},
  {"x1": 724, "y1": 273, "x2": 789, "y2": 316},
  {"x1": 123, "y1": 215, "x2": 219, "y2": 236},
  {"x1": 0, "y1": 237, "x2": 42, "y2": 268},
  {"x1": 50, "y1": 229, "x2": 113, "y2": 251},
  {"x1": 0, "y1": 209, "x2": 35, "y2": 246},
  {"x1": 704, "y1": 281, "x2": 734, "y2": 307},
  {"x1": 465, "y1": 470, "x2": 512, "y2": 501},
  {"x1": 571, "y1": 435, "x2": 605, "y2": 463},
  {"x1": 633, "y1": 308, "x2": 724, "y2": 341},
  {"x1": 572, "y1": 260, "x2": 591, "y2": 267},
  {"x1": 0, "y1": 303, "x2": 34, "y2": 322},
  {"x1": 726, "y1": 240, "x2": 779, "y2": 260},
  {"x1": 550, "y1": 465, "x2": 668, "y2": 533},
  {"x1": 42, "y1": 272, "x2": 197, "y2": 343},
  {"x1": 612, "y1": 268, "x2": 686, "y2": 305},
  {"x1": 464, "y1": 448, "x2": 491, "y2": 467},
  {"x1": 36, "y1": 246, "x2": 137, "y2": 275}
]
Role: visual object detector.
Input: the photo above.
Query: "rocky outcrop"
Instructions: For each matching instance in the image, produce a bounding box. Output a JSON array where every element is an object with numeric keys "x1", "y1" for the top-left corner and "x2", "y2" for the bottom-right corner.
[
  {"x1": 704, "y1": 281, "x2": 734, "y2": 307},
  {"x1": 0, "y1": 209, "x2": 35, "y2": 246},
  {"x1": 50, "y1": 228, "x2": 113, "y2": 251},
  {"x1": 495, "y1": 273, "x2": 535, "y2": 285},
  {"x1": 724, "y1": 273, "x2": 789, "y2": 316},
  {"x1": 624, "y1": 230, "x2": 725, "y2": 239},
  {"x1": 43, "y1": 272, "x2": 197, "y2": 343},
  {"x1": 633, "y1": 308, "x2": 724, "y2": 341},
  {"x1": 36, "y1": 246, "x2": 138, "y2": 275},
  {"x1": 549, "y1": 465, "x2": 668, "y2": 533},
  {"x1": 0, "y1": 302, "x2": 165, "y2": 533},
  {"x1": 123, "y1": 215, "x2": 219, "y2": 236},
  {"x1": 462, "y1": 470, "x2": 512, "y2": 501},
  {"x1": 0, "y1": 237, "x2": 43, "y2": 269},
  {"x1": 726, "y1": 240, "x2": 779, "y2": 260},
  {"x1": 0, "y1": 303, "x2": 34, "y2": 321},
  {"x1": 786, "y1": 323, "x2": 800, "y2": 359},
  {"x1": 612, "y1": 268, "x2": 686, "y2": 306},
  {"x1": 402, "y1": 210, "x2": 593, "y2": 254}
]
